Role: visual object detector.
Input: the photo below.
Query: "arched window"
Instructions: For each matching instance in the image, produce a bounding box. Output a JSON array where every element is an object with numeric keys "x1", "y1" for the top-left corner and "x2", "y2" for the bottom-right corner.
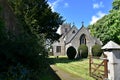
[
  {"x1": 65, "y1": 28, "x2": 67, "y2": 32},
  {"x1": 80, "y1": 34, "x2": 86, "y2": 44},
  {"x1": 72, "y1": 30, "x2": 75, "y2": 34}
]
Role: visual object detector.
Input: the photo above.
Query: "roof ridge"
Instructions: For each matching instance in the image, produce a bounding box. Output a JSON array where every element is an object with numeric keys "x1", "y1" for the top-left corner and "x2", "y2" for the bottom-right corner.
[{"x1": 66, "y1": 26, "x2": 85, "y2": 44}]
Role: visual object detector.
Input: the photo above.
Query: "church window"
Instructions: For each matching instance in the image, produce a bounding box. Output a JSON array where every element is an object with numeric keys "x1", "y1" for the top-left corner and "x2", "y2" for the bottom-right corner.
[
  {"x1": 56, "y1": 46, "x2": 61, "y2": 53},
  {"x1": 80, "y1": 34, "x2": 86, "y2": 44},
  {"x1": 65, "y1": 28, "x2": 67, "y2": 32},
  {"x1": 72, "y1": 30, "x2": 75, "y2": 34}
]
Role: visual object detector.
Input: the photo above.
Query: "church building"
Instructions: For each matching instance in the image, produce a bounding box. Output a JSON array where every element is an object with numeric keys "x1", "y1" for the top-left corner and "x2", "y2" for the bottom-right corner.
[{"x1": 52, "y1": 23, "x2": 102, "y2": 56}]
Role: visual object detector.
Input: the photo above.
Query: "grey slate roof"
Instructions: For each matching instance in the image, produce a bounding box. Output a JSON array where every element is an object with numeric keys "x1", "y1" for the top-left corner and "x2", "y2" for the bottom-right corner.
[
  {"x1": 102, "y1": 41, "x2": 120, "y2": 50},
  {"x1": 65, "y1": 26, "x2": 84, "y2": 44}
]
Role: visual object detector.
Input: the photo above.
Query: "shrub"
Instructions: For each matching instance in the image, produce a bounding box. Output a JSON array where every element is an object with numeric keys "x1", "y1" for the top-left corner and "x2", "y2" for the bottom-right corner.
[
  {"x1": 67, "y1": 46, "x2": 76, "y2": 60},
  {"x1": 92, "y1": 44, "x2": 103, "y2": 57},
  {"x1": 78, "y1": 44, "x2": 88, "y2": 58},
  {"x1": 0, "y1": 5, "x2": 48, "y2": 79},
  {"x1": 0, "y1": 63, "x2": 43, "y2": 80}
]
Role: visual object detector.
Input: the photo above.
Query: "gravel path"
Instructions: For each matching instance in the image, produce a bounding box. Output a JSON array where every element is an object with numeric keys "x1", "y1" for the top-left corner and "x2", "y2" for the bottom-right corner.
[{"x1": 50, "y1": 65, "x2": 84, "y2": 80}]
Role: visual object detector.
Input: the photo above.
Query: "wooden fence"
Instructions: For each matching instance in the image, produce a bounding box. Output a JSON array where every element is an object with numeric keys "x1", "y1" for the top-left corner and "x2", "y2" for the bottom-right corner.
[{"x1": 89, "y1": 55, "x2": 108, "y2": 80}]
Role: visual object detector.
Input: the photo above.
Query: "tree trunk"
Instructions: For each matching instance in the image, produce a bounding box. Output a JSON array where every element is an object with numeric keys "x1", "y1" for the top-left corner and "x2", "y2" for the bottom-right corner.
[{"x1": 0, "y1": 0, "x2": 22, "y2": 34}]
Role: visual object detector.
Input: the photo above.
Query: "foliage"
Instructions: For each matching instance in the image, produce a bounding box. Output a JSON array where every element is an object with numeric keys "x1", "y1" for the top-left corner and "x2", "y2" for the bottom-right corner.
[
  {"x1": 0, "y1": 8, "x2": 7, "y2": 42},
  {"x1": 0, "y1": 63, "x2": 32, "y2": 80},
  {"x1": 8, "y1": 0, "x2": 64, "y2": 42},
  {"x1": 78, "y1": 44, "x2": 88, "y2": 58},
  {"x1": 0, "y1": 0, "x2": 63, "y2": 79},
  {"x1": 67, "y1": 46, "x2": 76, "y2": 60},
  {"x1": 112, "y1": 0, "x2": 120, "y2": 10},
  {"x1": 89, "y1": 0, "x2": 120, "y2": 44},
  {"x1": 0, "y1": 32, "x2": 48, "y2": 71},
  {"x1": 92, "y1": 44, "x2": 103, "y2": 57},
  {"x1": 0, "y1": 63, "x2": 50, "y2": 80}
]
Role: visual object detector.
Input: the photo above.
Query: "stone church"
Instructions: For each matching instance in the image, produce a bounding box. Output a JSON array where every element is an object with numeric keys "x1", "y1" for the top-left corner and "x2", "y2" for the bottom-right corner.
[{"x1": 52, "y1": 23, "x2": 102, "y2": 56}]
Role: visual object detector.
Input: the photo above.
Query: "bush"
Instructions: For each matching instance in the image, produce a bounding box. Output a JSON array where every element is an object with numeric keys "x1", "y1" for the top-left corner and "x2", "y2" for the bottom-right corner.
[
  {"x1": 0, "y1": 5, "x2": 48, "y2": 79},
  {"x1": 0, "y1": 30, "x2": 48, "y2": 80},
  {"x1": 92, "y1": 44, "x2": 103, "y2": 57},
  {"x1": 78, "y1": 44, "x2": 88, "y2": 58},
  {"x1": 0, "y1": 63, "x2": 43, "y2": 80},
  {"x1": 67, "y1": 46, "x2": 76, "y2": 60}
]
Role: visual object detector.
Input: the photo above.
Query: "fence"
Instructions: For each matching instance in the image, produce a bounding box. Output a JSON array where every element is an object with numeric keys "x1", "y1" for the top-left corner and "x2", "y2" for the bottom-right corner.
[{"x1": 89, "y1": 55, "x2": 108, "y2": 80}]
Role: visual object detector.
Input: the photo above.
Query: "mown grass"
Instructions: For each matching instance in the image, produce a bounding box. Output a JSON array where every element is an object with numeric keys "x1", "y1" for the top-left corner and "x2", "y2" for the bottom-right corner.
[{"x1": 49, "y1": 56, "x2": 104, "y2": 80}]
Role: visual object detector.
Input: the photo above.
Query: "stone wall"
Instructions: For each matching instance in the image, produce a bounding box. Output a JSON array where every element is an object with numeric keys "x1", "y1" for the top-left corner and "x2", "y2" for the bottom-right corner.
[{"x1": 69, "y1": 27, "x2": 95, "y2": 54}]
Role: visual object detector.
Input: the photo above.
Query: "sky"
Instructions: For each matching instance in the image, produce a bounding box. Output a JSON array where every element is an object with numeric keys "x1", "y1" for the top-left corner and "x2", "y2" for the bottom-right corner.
[{"x1": 48, "y1": 0, "x2": 113, "y2": 29}]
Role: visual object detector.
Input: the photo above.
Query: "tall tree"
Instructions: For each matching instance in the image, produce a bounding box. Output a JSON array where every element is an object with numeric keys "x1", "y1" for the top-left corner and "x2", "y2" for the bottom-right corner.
[
  {"x1": 0, "y1": 0, "x2": 22, "y2": 34},
  {"x1": 8, "y1": 0, "x2": 64, "y2": 42},
  {"x1": 0, "y1": 1, "x2": 48, "y2": 80},
  {"x1": 89, "y1": 0, "x2": 120, "y2": 44}
]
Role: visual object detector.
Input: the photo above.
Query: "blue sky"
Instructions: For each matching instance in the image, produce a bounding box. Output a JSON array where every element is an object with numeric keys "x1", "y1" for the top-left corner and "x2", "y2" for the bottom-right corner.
[{"x1": 48, "y1": 0, "x2": 113, "y2": 28}]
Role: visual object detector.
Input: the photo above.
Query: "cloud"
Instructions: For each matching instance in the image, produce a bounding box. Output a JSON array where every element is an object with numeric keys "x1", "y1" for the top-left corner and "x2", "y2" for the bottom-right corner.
[
  {"x1": 93, "y1": 1, "x2": 104, "y2": 9},
  {"x1": 64, "y1": 3, "x2": 69, "y2": 8},
  {"x1": 48, "y1": 0, "x2": 63, "y2": 12},
  {"x1": 90, "y1": 11, "x2": 106, "y2": 24},
  {"x1": 93, "y1": 3, "x2": 99, "y2": 8}
]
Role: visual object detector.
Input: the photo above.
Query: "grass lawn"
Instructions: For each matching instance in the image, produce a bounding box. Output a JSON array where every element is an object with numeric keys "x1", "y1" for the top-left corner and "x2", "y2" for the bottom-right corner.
[{"x1": 49, "y1": 56, "x2": 103, "y2": 80}]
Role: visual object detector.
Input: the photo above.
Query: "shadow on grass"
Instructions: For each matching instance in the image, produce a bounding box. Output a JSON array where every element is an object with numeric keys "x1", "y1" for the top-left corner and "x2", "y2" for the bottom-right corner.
[
  {"x1": 40, "y1": 65, "x2": 61, "y2": 80},
  {"x1": 48, "y1": 56, "x2": 84, "y2": 65},
  {"x1": 47, "y1": 56, "x2": 86, "y2": 80}
]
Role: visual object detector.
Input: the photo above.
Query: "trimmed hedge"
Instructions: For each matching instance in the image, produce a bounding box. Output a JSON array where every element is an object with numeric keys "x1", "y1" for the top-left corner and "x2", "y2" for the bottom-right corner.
[
  {"x1": 67, "y1": 46, "x2": 76, "y2": 60},
  {"x1": 92, "y1": 44, "x2": 103, "y2": 57},
  {"x1": 78, "y1": 44, "x2": 88, "y2": 58}
]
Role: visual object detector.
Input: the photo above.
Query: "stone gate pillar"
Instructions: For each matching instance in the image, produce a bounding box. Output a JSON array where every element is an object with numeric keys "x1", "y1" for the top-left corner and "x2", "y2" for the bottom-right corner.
[{"x1": 102, "y1": 41, "x2": 120, "y2": 80}]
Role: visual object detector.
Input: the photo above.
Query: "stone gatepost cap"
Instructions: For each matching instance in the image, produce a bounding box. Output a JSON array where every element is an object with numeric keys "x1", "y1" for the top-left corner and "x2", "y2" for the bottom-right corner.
[{"x1": 102, "y1": 41, "x2": 120, "y2": 50}]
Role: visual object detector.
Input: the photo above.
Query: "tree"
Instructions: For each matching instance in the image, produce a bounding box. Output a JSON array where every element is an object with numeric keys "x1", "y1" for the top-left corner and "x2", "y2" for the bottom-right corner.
[
  {"x1": 0, "y1": 0, "x2": 64, "y2": 79},
  {"x1": 8, "y1": 0, "x2": 64, "y2": 42},
  {"x1": 0, "y1": 4, "x2": 47, "y2": 71},
  {"x1": 112, "y1": 0, "x2": 120, "y2": 10},
  {"x1": 89, "y1": 0, "x2": 120, "y2": 44},
  {"x1": 0, "y1": 0, "x2": 23, "y2": 35}
]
